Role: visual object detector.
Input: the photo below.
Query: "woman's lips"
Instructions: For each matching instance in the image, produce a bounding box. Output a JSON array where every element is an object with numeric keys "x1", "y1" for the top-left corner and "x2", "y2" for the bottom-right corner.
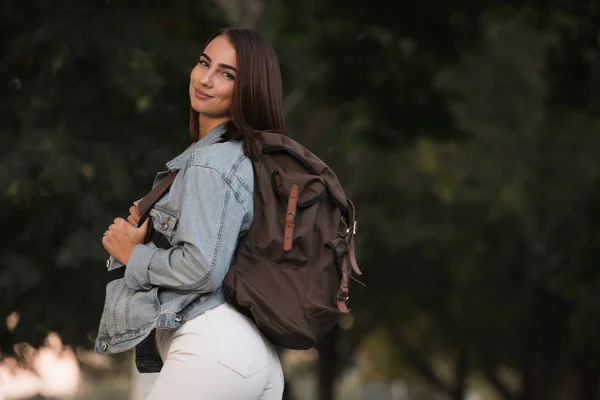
[{"x1": 194, "y1": 87, "x2": 213, "y2": 100}]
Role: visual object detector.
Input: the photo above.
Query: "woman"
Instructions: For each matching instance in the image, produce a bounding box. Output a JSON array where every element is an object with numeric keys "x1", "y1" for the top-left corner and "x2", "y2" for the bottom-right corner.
[{"x1": 97, "y1": 28, "x2": 285, "y2": 399}]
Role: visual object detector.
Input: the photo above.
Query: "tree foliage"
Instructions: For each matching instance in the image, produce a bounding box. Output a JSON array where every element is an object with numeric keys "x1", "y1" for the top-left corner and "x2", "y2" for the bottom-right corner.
[
  {"x1": 2, "y1": 1, "x2": 600, "y2": 399},
  {"x1": 0, "y1": 0, "x2": 226, "y2": 351}
]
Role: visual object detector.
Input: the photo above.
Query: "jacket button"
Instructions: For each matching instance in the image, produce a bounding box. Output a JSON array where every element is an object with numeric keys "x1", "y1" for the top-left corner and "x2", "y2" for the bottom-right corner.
[
  {"x1": 175, "y1": 314, "x2": 182, "y2": 323},
  {"x1": 101, "y1": 342, "x2": 108, "y2": 351}
]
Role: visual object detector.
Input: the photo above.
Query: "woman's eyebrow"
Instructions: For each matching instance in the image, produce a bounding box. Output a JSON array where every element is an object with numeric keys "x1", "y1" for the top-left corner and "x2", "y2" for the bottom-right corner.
[{"x1": 201, "y1": 53, "x2": 237, "y2": 72}]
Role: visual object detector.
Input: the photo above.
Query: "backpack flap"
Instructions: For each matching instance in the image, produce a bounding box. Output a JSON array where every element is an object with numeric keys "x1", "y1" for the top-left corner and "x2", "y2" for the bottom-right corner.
[
  {"x1": 261, "y1": 134, "x2": 348, "y2": 217},
  {"x1": 270, "y1": 170, "x2": 326, "y2": 208}
]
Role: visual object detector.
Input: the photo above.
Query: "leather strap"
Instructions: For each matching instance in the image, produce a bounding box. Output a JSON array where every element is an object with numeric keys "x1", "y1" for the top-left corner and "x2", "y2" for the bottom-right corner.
[
  {"x1": 106, "y1": 230, "x2": 173, "y2": 284},
  {"x1": 345, "y1": 199, "x2": 362, "y2": 276},
  {"x1": 137, "y1": 172, "x2": 177, "y2": 227},
  {"x1": 336, "y1": 260, "x2": 350, "y2": 314},
  {"x1": 283, "y1": 184, "x2": 299, "y2": 251},
  {"x1": 347, "y1": 199, "x2": 356, "y2": 234},
  {"x1": 106, "y1": 267, "x2": 126, "y2": 283},
  {"x1": 106, "y1": 171, "x2": 177, "y2": 284},
  {"x1": 349, "y1": 234, "x2": 362, "y2": 276},
  {"x1": 335, "y1": 198, "x2": 364, "y2": 312}
]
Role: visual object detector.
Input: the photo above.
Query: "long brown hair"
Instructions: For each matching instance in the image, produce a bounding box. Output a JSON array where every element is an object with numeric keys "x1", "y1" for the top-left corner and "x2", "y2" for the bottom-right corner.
[{"x1": 189, "y1": 28, "x2": 286, "y2": 159}]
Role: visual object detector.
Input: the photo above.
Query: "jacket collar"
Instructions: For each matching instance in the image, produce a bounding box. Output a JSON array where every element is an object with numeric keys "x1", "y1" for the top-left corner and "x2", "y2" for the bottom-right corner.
[{"x1": 165, "y1": 122, "x2": 229, "y2": 172}]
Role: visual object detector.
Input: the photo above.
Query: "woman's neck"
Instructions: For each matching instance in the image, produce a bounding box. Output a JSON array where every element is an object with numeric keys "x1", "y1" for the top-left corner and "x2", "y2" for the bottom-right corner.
[{"x1": 198, "y1": 116, "x2": 231, "y2": 139}]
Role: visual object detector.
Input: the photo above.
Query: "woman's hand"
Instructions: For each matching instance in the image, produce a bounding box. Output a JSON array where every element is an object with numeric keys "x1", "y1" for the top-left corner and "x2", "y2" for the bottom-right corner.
[
  {"x1": 102, "y1": 217, "x2": 149, "y2": 265},
  {"x1": 127, "y1": 200, "x2": 141, "y2": 226}
]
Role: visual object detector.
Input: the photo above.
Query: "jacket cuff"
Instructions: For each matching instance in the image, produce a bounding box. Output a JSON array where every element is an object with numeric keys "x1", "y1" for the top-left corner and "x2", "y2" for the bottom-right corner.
[{"x1": 124, "y1": 244, "x2": 158, "y2": 291}]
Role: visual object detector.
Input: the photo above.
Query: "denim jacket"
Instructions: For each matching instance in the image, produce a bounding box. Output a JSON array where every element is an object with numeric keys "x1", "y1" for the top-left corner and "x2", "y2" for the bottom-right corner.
[{"x1": 95, "y1": 123, "x2": 254, "y2": 369}]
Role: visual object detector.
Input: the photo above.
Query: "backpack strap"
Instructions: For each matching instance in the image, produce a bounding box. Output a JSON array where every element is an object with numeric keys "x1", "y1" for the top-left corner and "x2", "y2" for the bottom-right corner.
[
  {"x1": 137, "y1": 172, "x2": 177, "y2": 226},
  {"x1": 335, "y1": 199, "x2": 364, "y2": 313},
  {"x1": 346, "y1": 199, "x2": 362, "y2": 276},
  {"x1": 106, "y1": 171, "x2": 177, "y2": 284},
  {"x1": 336, "y1": 273, "x2": 351, "y2": 313}
]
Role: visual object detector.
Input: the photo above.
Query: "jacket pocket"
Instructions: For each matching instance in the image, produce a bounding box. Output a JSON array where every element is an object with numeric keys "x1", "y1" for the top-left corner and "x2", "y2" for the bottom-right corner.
[
  {"x1": 105, "y1": 279, "x2": 160, "y2": 338},
  {"x1": 149, "y1": 207, "x2": 178, "y2": 241}
]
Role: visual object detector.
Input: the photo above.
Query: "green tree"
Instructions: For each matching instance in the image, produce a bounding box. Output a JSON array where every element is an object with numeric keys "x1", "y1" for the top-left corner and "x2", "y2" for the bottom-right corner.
[
  {"x1": 4, "y1": 2, "x2": 600, "y2": 400},
  {"x1": 333, "y1": 12, "x2": 600, "y2": 400},
  {"x1": 0, "y1": 0, "x2": 226, "y2": 353},
  {"x1": 263, "y1": 2, "x2": 600, "y2": 400}
]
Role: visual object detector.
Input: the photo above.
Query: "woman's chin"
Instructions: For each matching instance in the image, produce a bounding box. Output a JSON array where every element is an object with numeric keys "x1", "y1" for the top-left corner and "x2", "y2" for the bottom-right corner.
[
  {"x1": 192, "y1": 108, "x2": 229, "y2": 121},
  {"x1": 192, "y1": 107, "x2": 213, "y2": 116}
]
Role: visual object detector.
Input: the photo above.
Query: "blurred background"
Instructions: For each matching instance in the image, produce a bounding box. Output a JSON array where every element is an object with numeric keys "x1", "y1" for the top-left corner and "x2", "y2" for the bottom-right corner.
[{"x1": 1, "y1": 0, "x2": 600, "y2": 399}]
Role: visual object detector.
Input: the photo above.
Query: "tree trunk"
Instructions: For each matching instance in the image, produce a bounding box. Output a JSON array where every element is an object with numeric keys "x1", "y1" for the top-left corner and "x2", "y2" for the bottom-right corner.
[
  {"x1": 577, "y1": 362, "x2": 600, "y2": 400},
  {"x1": 282, "y1": 379, "x2": 296, "y2": 400},
  {"x1": 450, "y1": 349, "x2": 467, "y2": 400},
  {"x1": 518, "y1": 288, "x2": 570, "y2": 400},
  {"x1": 316, "y1": 326, "x2": 340, "y2": 400},
  {"x1": 276, "y1": 347, "x2": 296, "y2": 400},
  {"x1": 518, "y1": 335, "x2": 564, "y2": 400}
]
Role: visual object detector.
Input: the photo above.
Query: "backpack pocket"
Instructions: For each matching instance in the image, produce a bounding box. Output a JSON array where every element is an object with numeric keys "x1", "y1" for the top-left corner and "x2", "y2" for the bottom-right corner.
[
  {"x1": 305, "y1": 239, "x2": 347, "y2": 339},
  {"x1": 252, "y1": 171, "x2": 326, "y2": 267}
]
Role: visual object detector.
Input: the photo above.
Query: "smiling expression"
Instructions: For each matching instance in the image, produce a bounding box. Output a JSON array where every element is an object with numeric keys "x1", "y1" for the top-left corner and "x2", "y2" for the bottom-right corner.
[{"x1": 189, "y1": 35, "x2": 237, "y2": 121}]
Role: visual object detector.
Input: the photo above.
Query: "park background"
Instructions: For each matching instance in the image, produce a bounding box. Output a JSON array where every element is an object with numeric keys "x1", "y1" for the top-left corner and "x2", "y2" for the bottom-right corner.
[{"x1": 1, "y1": 0, "x2": 600, "y2": 399}]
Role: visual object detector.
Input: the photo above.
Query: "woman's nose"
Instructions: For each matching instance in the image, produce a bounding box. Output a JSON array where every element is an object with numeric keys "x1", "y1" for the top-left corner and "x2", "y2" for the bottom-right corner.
[{"x1": 199, "y1": 71, "x2": 213, "y2": 88}]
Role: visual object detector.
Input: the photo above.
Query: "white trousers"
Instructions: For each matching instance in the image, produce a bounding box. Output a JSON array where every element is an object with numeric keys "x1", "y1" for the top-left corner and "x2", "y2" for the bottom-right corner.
[{"x1": 145, "y1": 302, "x2": 284, "y2": 400}]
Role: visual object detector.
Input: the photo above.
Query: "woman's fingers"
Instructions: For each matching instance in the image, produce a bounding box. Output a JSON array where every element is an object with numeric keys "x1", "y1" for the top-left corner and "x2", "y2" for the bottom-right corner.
[
  {"x1": 129, "y1": 205, "x2": 140, "y2": 219},
  {"x1": 133, "y1": 218, "x2": 150, "y2": 243},
  {"x1": 129, "y1": 205, "x2": 139, "y2": 217},
  {"x1": 128, "y1": 205, "x2": 140, "y2": 226}
]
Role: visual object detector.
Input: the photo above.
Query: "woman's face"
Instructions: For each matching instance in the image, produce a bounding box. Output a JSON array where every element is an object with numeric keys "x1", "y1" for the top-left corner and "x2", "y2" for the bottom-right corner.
[{"x1": 189, "y1": 35, "x2": 237, "y2": 119}]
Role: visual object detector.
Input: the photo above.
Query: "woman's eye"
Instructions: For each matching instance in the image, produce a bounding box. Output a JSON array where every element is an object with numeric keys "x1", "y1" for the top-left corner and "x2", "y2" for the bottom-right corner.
[
  {"x1": 198, "y1": 60, "x2": 209, "y2": 67},
  {"x1": 222, "y1": 72, "x2": 234, "y2": 80}
]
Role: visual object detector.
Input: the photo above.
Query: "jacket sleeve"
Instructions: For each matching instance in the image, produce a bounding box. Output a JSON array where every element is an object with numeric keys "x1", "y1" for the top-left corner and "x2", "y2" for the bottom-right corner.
[{"x1": 124, "y1": 164, "x2": 247, "y2": 292}]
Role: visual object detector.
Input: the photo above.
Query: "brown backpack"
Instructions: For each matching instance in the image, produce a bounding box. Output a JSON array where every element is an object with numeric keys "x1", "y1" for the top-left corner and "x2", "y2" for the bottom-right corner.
[{"x1": 222, "y1": 132, "x2": 363, "y2": 350}]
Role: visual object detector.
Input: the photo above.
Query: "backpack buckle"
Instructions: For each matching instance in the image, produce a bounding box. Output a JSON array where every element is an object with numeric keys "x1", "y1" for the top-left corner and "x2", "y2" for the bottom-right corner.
[
  {"x1": 340, "y1": 217, "x2": 357, "y2": 234},
  {"x1": 343, "y1": 220, "x2": 358, "y2": 238},
  {"x1": 339, "y1": 217, "x2": 349, "y2": 238},
  {"x1": 336, "y1": 284, "x2": 350, "y2": 303}
]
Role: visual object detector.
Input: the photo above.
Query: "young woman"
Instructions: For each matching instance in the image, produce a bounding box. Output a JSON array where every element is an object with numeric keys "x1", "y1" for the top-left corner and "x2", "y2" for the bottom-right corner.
[{"x1": 97, "y1": 28, "x2": 285, "y2": 399}]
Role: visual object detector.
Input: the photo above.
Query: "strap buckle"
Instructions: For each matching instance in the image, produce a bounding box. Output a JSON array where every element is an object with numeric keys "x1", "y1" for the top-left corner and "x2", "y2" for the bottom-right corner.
[
  {"x1": 345, "y1": 220, "x2": 358, "y2": 236},
  {"x1": 339, "y1": 218, "x2": 358, "y2": 238},
  {"x1": 336, "y1": 284, "x2": 350, "y2": 304}
]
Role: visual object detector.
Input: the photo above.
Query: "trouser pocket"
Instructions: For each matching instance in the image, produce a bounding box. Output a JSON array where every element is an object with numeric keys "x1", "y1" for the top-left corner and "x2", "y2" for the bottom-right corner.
[{"x1": 206, "y1": 303, "x2": 269, "y2": 378}]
